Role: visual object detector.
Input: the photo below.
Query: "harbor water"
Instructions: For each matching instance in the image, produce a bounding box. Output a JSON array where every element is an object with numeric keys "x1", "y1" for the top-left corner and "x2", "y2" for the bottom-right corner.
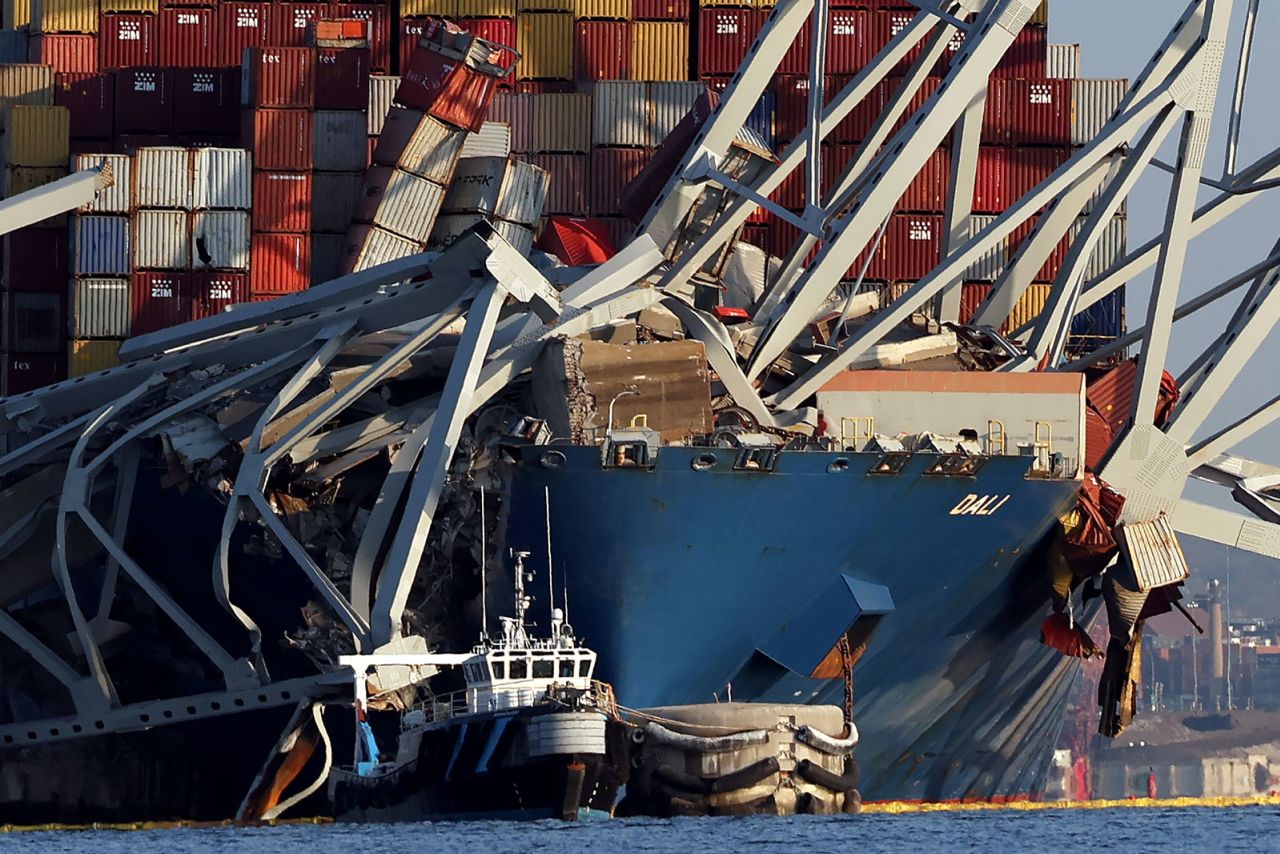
[{"x1": 1, "y1": 808, "x2": 1273, "y2": 852}]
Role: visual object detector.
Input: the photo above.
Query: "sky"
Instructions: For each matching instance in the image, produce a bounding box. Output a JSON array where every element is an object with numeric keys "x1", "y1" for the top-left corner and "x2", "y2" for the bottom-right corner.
[{"x1": 1049, "y1": 1, "x2": 1280, "y2": 610}]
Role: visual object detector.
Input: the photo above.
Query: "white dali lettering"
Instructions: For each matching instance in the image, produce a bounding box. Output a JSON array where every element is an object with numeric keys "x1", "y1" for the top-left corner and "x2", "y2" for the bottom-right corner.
[{"x1": 948, "y1": 494, "x2": 1012, "y2": 517}]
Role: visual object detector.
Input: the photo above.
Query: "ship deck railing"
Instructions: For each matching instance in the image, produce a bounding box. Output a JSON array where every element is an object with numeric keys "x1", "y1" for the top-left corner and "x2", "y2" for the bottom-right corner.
[{"x1": 408, "y1": 680, "x2": 621, "y2": 725}]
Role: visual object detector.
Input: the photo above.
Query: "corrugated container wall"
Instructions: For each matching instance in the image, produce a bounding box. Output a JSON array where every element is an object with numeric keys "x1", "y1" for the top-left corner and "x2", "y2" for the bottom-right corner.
[
  {"x1": 158, "y1": 7, "x2": 217, "y2": 67},
  {"x1": 102, "y1": 0, "x2": 158, "y2": 12},
  {"x1": 243, "y1": 108, "x2": 313, "y2": 171},
  {"x1": 241, "y1": 47, "x2": 316, "y2": 109},
  {"x1": 69, "y1": 339, "x2": 121, "y2": 377},
  {"x1": 0, "y1": 65, "x2": 54, "y2": 117},
  {"x1": 312, "y1": 172, "x2": 361, "y2": 233},
  {"x1": 28, "y1": 34, "x2": 99, "y2": 74},
  {"x1": 57, "y1": 72, "x2": 113, "y2": 138},
  {"x1": 133, "y1": 208, "x2": 189, "y2": 269},
  {"x1": 75, "y1": 152, "x2": 131, "y2": 212},
  {"x1": 456, "y1": 0, "x2": 516, "y2": 16},
  {"x1": 367, "y1": 75, "x2": 400, "y2": 135},
  {"x1": 1075, "y1": 214, "x2": 1127, "y2": 282},
  {"x1": 1047, "y1": 43, "x2": 1080, "y2": 79},
  {"x1": 255, "y1": 170, "x2": 311, "y2": 232},
  {"x1": 430, "y1": 214, "x2": 533, "y2": 255},
  {"x1": 575, "y1": 20, "x2": 630, "y2": 82},
  {"x1": 588, "y1": 82, "x2": 644, "y2": 147},
  {"x1": 533, "y1": 92, "x2": 591, "y2": 152},
  {"x1": 443, "y1": 156, "x2": 548, "y2": 226},
  {"x1": 99, "y1": 13, "x2": 156, "y2": 69},
  {"x1": 825, "y1": 10, "x2": 870, "y2": 73},
  {"x1": 316, "y1": 47, "x2": 370, "y2": 110},
  {"x1": 630, "y1": 22, "x2": 688, "y2": 81},
  {"x1": 1006, "y1": 283, "x2": 1051, "y2": 333},
  {"x1": 648, "y1": 80, "x2": 701, "y2": 144},
  {"x1": 31, "y1": 0, "x2": 100, "y2": 34},
  {"x1": 461, "y1": 122, "x2": 512, "y2": 158},
  {"x1": 115, "y1": 68, "x2": 174, "y2": 134},
  {"x1": 75, "y1": 215, "x2": 130, "y2": 275},
  {"x1": 173, "y1": 69, "x2": 236, "y2": 134},
  {"x1": 697, "y1": 9, "x2": 760, "y2": 75},
  {"x1": 4, "y1": 105, "x2": 69, "y2": 166},
  {"x1": 191, "y1": 211, "x2": 250, "y2": 270},
  {"x1": 531, "y1": 152, "x2": 586, "y2": 213},
  {"x1": 376, "y1": 111, "x2": 467, "y2": 184},
  {"x1": 219, "y1": 2, "x2": 270, "y2": 68},
  {"x1": 250, "y1": 231, "x2": 309, "y2": 293},
  {"x1": 588, "y1": 146, "x2": 647, "y2": 215},
  {"x1": 4, "y1": 0, "x2": 31, "y2": 29},
  {"x1": 354, "y1": 167, "x2": 446, "y2": 243},
  {"x1": 1004, "y1": 78, "x2": 1071, "y2": 146},
  {"x1": 488, "y1": 92, "x2": 533, "y2": 153},
  {"x1": 518, "y1": 13, "x2": 573, "y2": 81},
  {"x1": 1072, "y1": 79, "x2": 1128, "y2": 147},
  {"x1": 4, "y1": 292, "x2": 63, "y2": 353},
  {"x1": 188, "y1": 271, "x2": 250, "y2": 319},
  {"x1": 312, "y1": 111, "x2": 368, "y2": 171},
  {"x1": 343, "y1": 224, "x2": 421, "y2": 273},
  {"x1": 573, "y1": 0, "x2": 630, "y2": 17},
  {"x1": 131, "y1": 271, "x2": 187, "y2": 334},
  {"x1": 192, "y1": 147, "x2": 252, "y2": 210},
  {"x1": 964, "y1": 215, "x2": 1005, "y2": 282},
  {"x1": 134, "y1": 146, "x2": 193, "y2": 208},
  {"x1": 72, "y1": 277, "x2": 131, "y2": 337}
]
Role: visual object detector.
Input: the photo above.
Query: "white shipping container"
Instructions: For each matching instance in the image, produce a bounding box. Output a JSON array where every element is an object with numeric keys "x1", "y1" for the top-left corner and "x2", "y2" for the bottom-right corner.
[
  {"x1": 134, "y1": 147, "x2": 194, "y2": 209},
  {"x1": 588, "y1": 83, "x2": 645, "y2": 148},
  {"x1": 386, "y1": 113, "x2": 468, "y2": 184},
  {"x1": 75, "y1": 153, "x2": 131, "y2": 213},
  {"x1": 531, "y1": 93, "x2": 591, "y2": 153},
  {"x1": 312, "y1": 171, "x2": 364, "y2": 234},
  {"x1": 965, "y1": 214, "x2": 1006, "y2": 282},
  {"x1": 72, "y1": 277, "x2": 131, "y2": 338},
  {"x1": 461, "y1": 122, "x2": 512, "y2": 158},
  {"x1": 649, "y1": 81, "x2": 701, "y2": 146},
  {"x1": 1046, "y1": 43, "x2": 1080, "y2": 79},
  {"x1": 191, "y1": 210, "x2": 250, "y2": 271},
  {"x1": 368, "y1": 75, "x2": 401, "y2": 136},
  {"x1": 360, "y1": 168, "x2": 446, "y2": 244},
  {"x1": 1071, "y1": 79, "x2": 1128, "y2": 146},
  {"x1": 192, "y1": 148, "x2": 252, "y2": 210},
  {"x1": 133, "y1": 208, "x2": 189, "y2": 269},
  {"x1": 429, "y1": 214, "x2": 534, "y2": 256},
  {"x1": 443, "y1": 156, "x2": 549, "y2": 227},
  {"x1": 346, "y1": 224, "x2": 424, "y2": 273},
  {"x1": 1068, "y1": 214, "x2": 1127, "y2": 282},
  {"x1": 313, "y1": 111, "x2": 368, "y2": 172}
]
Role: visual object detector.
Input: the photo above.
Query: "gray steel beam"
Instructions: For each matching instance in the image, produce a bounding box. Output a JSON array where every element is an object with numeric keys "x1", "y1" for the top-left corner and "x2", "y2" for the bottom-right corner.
[
  {"x1": 1186, "y1": 394, "x2": 1280, "y2": 469},
  {"x1": 0, "y1": 167, "x2": 111, "y2": 237},
  {"x1": 938, "y1": 81, "x2": 987, "y2": 323},
  {"x1": 1172, "y1": 498, "x2": 1280, "y2": 561}
]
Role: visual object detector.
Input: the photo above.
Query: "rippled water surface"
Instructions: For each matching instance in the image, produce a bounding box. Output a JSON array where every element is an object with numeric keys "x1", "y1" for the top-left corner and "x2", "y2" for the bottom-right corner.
[{"x1": 2, "y1": 808, "x2": 1275, "y2": 852}]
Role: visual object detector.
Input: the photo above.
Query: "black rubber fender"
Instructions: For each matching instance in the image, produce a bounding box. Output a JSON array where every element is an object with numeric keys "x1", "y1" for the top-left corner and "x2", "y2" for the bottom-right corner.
[
  {"x1": 795, "y1": 758, "x2": 860, "y2": 793},
  {"x1": 653, "y1": 756, "x2": 781, "y2": 795}
]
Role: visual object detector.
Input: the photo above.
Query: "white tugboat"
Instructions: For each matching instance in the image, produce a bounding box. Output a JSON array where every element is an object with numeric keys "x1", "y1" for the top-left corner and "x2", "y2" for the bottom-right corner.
[{"x1": 329, "y1": 550, "x2": 632, "y2": 822}]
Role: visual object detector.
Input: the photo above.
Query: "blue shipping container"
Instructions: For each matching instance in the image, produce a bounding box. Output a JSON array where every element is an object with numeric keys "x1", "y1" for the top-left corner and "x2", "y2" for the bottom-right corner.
[
  {"x1": 75, "y1": 215, "x2": 131, "y2": 276},
  {"x1": 1070, "y1": 285, "x2": 1125, "y2": 343}
]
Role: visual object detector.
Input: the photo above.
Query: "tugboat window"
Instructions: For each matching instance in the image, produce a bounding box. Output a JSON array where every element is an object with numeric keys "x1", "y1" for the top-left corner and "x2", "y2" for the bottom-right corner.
[
  {"x1": 559, "y1": 659, "x2": 574, "y2": 677},
  {"x1": 492, "y1": 661, "x2": 505, "y2": 679},
  {"x1": 510, "y1": 658, "x2": 528, "y2": 679},
  {"x1": 579, "y1": 660, "x2": 591, "y2": 677},
  {"x1": 533, "y1": 659, "x2": 554, "y2": 678},
  {"x1": 478, "y1": 661, "x2": 491, "y2": 680}
]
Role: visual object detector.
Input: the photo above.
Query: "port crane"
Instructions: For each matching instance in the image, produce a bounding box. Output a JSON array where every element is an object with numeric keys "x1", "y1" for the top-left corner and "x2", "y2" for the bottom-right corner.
[{"x1": 0, "y1": 0, "x2": 1277, "y2": 786}]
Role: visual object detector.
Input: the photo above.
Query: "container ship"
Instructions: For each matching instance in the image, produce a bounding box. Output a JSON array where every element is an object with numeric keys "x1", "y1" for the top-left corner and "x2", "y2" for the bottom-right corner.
[{"x1": 0, "y1": 0, "x2": 1257, "y2": 822}]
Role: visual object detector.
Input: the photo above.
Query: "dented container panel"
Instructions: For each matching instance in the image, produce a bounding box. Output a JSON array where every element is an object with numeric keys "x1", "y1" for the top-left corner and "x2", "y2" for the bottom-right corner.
[
  {"x1": 375, "y1": 110, "x2": 467, "y2": 184},
  {"x1": 191, "y1": 147, "x2": 252, "y2": 210},
  {"x1": 72, "y1": 276, "x2": 131, "y2": 337},
  {"x1": 134, "y1": 146, "x2": 193, "y2": 209},
  {"x1": 353, "y1": 166, "x2": 446, "y2": 243},
  {"x1": 443, "y1": 156, "x2": 549, "y2": 226},
  {"x1": 429, "y1": 213, "x2": 533, "y2": 255},
  {"x1": 342, "y1": 224, "x2": 423, "y2": 274},
  {"x1": 133, "y1": 208, "x2": 190, "y2": 269},
  {"x1": 75, "y1": 152, "x2": 131, "y2": 212},
  {"x1": 190, "y1": 210, "x2": 250, "y2": 270}
]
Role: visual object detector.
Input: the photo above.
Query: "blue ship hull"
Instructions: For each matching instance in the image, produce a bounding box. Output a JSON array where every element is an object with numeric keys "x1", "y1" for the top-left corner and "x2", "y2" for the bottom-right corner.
[{"x1": 499, "y1": 445, "x2": 1086, "y2": 802}]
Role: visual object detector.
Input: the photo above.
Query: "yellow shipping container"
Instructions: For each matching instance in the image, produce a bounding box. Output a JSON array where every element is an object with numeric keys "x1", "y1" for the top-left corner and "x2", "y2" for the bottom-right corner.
[
  {"x1": 1029, "y1": 1, "x2": 1048, "y2": 26},
  {"x1": 100, "y1": 0, "x2": 159, "y2": 11},
  {"x1": 531, "y1": 92, "x2": 590, "y2": 152},
  {"x1": 631, "y1": 22, "x2": 688, "y2": 81},
  {"x1": 400, "y1": 0, "x2": 456, "y2": 16},
  {"x1": 4, "y1": 105, "x2": 69, "y2": 167},
  {"x1": 30, "y1": 0, "x2": 99, "y2": 33},
  {"x1": 69, "y1": 340, "x2": 122, "y2": 377},
  {"x1": 1002, "y1": 283, "x2": 1051, "y2": 334},
  {"x1": 455, "y1": 0, "x2": 514, "y2": 16},
  {"x1": 4, "y1": 166, "x2": 69, "y2": 225},
  {"x1": 519, "y1": 0, "x2": 573, "y2": 12},
  {"x1": 4, "y1": 0, "x2": 31, "y2": 28},
  {"x1": 517, "y1": 13, "x2": 573, "y2": 80},
  {"x1": 0, "y1": 65, "x2": 54, "y2": 131},
  {"x1": 572, "y1": 0, "x2": 630, "y2": 18}
]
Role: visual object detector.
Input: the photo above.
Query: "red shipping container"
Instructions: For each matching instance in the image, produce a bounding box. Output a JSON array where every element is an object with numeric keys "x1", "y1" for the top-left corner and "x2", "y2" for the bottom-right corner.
[
  {"x1": 888, "y1": 74, "x2": 939, "y2": 138},
  {"x1": 778, "y1": 14, "x2": 809, "y2": 76},
  {"x1": 188, "y1": 270, "x2": 250, "y2": 319},
  {"x1": 763, "y1": 217, "x2": 801, "y2": 260},
  {"x1": 100, "y1": 13, "x2": 157, "y2": 70},
  {"x1": 1005, "y1": 78, "x2": 1071, "y2": 146},
  {"x1": 770, "y1": 74, "x2": 810, "y2": 143},
  {"x1": 697, "y1": 9, "x2": 762, "y2": 76},
  {"x1": 132, "y1": 272, "x2": 190, "y2": 335},
  {"x1": 241, "y1": 108, "x2": 313, "y2": 170},
  {"x1": 515, "y1": 80, "x2": 575, "y2": 94},
  {"x1": 159, "y1": 7, "x2": 218, "y2": 67},
  {"x1": 820, "y1": 141, "x2": 856, "y2": 202},
  {"x1": 251, "y1": 232, "x2": 310, "y2": 294},
  {"x1": 2, "y1": 353, "x2": 66, "y2": 394},
  {"x1": 972, "y1": 145, "x2": 1008, "y2": 214},
  {"x1": 531, "y1": 153, "x2": 588, "y2": 214},
  {"x1": 54, "y1": 72, "x2": 114, "y2": 140},
  {"x1": 115, "y1": 134, "x2": 172, "y2": 154},
  {"x1": 399, "y1": 18, "x2": 429, "y2": 76},
  {"x1": 3, "y1": 229, "x2": 70, "y2": 294},
  {"x1": 575, "y1": 21, "x2": 631, "y2": 82},
  {"x1": 241, "y1": 47, "x2": 316, "y2": 107},
  {"x1": 823, "y1": 75, "x2": 888, "y2": 144},
  {"x1": 398, "y1": 41, "x2": 499, "y2": 132},
  {"x1": 982, "y1": 77, "x2": 1010, "y2": 145},
  {"x1": 898, "y1": 146, "x2": 949, "y2": 213},
  {"x1": 826, "y1": 9, "x2": 871, "y2": 74},
  {"x1": 1008, "y1": 218, "x2": 1072, "y2": 283},
  {"x1": 588, "y1": 147, "x2": 648, "y2": 216},
  {"x1": 115, "y1": 67, "x2": 176, "y2": 133},
  {"x1": 316, "y1": 47, "x2": 369, "y2": 110},
  {"x1": 1007, "y1": 146, "x2": 1069, "y2": 206},
  {"x1": 456, "y1": 18, "x2": 516, "y2": 86},
  {"x1": 176, "y1": 134, "x2": 238, "y2": 148},
  {"x1": 993, "y1": 24, "x2": 1046, "y2": 79},
  {"x1": 173, "y1": 67, "x2": 239, "y2": 134},
  {"x1": 329, "y1": 4, "x2": 391, "y2": 72},
  {"x1": 270, "y1": 3, "x2": 328, "y2": 48},
  {"x1": 219, "y1": 2, "x2": 271, "y2": 68},
  {"x1": 633, "y1": 0, "x2": 687, "y2": 21},
  {"x1": 769, "y1": 164, "x2": 805, "y2": 211},
  {"x1": 873, "y1": 214, "x2": 942, "y2": 281},
  {"x1": 740, "y1": 222, "x2": 768, "y2": 250},
  {"x1": 873, "y1": 10, "x2": 916, "y2": 75},
  {"x1": 959, "y1": 282, "x2": 991, "y2": 325},
  {"x1": 28, "y1": 34, "x2": 99, "y2": 74},
  {"x1": 253, "y1": 171, "x2": 312, "y2": 232},
  {"x1": 536, "y1": 216, "x2": 616, "y2": 266}
]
